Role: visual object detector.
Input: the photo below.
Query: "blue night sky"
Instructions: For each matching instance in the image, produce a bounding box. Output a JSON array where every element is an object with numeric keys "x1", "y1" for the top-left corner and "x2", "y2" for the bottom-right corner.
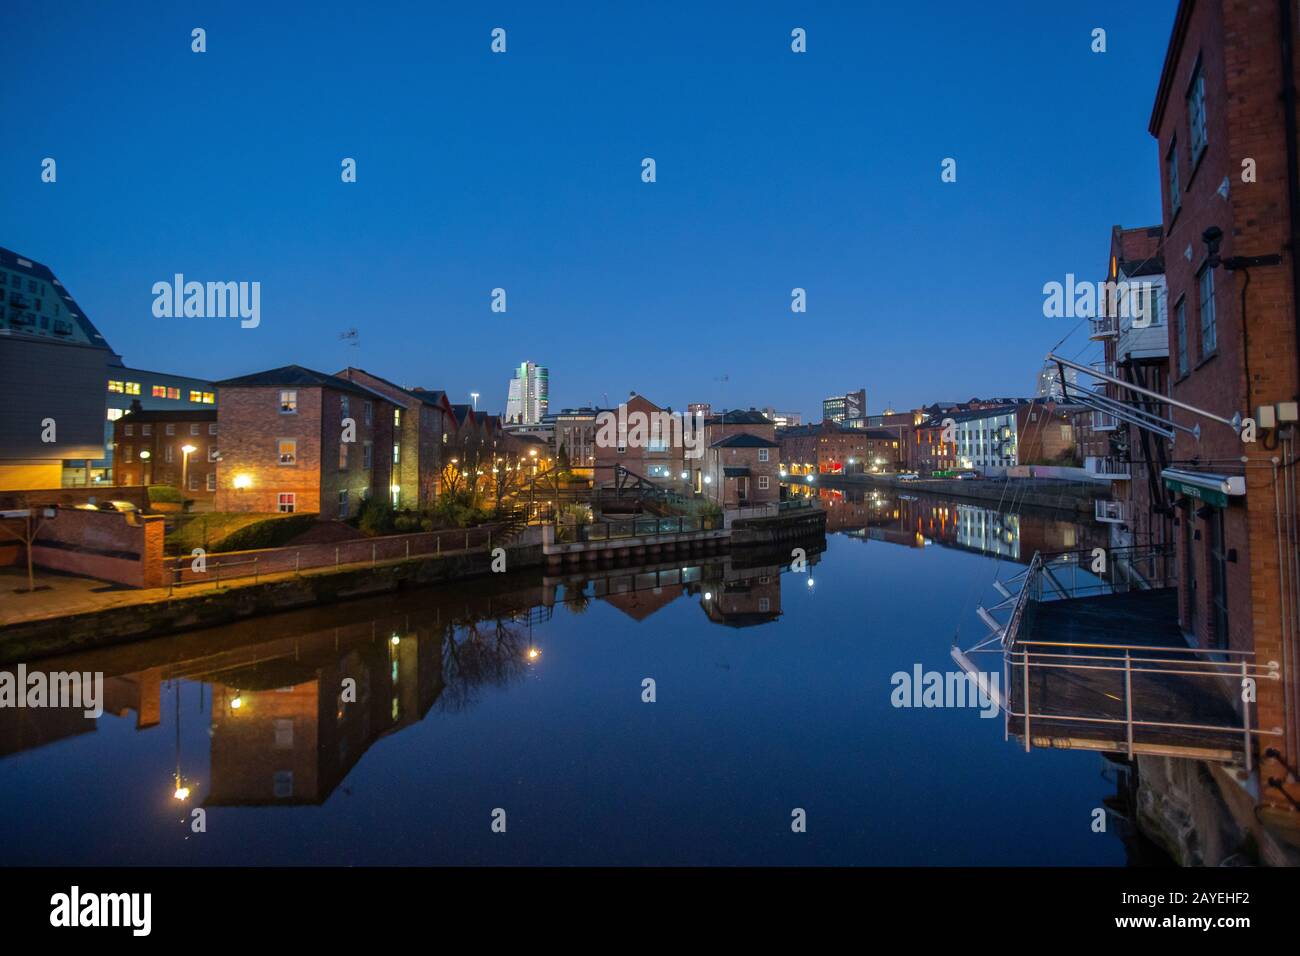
[{"x1": 3, "y1": 1, "x2": 1175, "y2": 420}]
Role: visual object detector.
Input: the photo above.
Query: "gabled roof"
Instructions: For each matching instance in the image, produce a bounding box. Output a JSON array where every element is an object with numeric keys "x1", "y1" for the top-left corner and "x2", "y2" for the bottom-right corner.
[
  {"x1": 706, "y1": 409, "x2": 772, "y2": 426},
  {"x1": 710, "y1": 433, "x2": 780, "y2": 449},
  {"x1": 450, "y1": 403, "x2": 475, "y2": 428},
  {"x1": 216, "y1": 364, "x2": 379, "y2": 399}
]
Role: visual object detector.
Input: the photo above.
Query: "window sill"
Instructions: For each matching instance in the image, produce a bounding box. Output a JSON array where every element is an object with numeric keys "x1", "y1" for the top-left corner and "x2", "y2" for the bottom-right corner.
[{"x1": 1194, "y1": 350, "x2": 1218, "y2": 373}]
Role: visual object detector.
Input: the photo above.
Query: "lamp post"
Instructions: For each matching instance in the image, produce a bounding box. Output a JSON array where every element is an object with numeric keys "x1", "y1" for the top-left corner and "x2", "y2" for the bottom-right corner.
[
  {"x1": 138, "y1": 449, "x2": 151, "y2": 486},
  {"x1": 181, "y1": 444, "x2": 197, "y2": 497}
]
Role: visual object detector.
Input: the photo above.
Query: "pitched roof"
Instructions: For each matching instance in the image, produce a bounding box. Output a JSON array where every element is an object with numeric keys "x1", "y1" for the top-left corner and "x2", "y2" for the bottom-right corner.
[
  {"x1": 216, "y1": 364, "x2": 379, "y2": 398},
  {"x1": 705, "y1": 409, "x2": 771, "y2": 426},
  {"x1": 710, "y1": 433, "x2": 781, "y2": 449}
]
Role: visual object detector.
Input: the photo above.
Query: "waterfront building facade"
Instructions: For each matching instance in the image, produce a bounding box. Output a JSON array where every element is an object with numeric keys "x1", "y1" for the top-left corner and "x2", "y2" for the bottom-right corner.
[
  {"x1": 1149, "y1": 0, "x2": 1300, "y2": 817},
  {"x1": 112, "y1": 403, "x2": 219, "y2": 501},
  {"x1": 213, "y1": 365, "x2": 397, "y2": 519}
]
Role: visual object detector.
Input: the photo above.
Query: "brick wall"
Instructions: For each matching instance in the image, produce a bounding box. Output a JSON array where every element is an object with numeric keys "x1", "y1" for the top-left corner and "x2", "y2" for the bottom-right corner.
[{"x1": 1151, "y1": 0, "x2": 1300, "y2": 801}]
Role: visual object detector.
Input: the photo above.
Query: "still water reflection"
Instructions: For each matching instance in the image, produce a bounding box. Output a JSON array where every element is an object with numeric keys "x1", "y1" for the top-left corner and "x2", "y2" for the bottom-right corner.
[{"x1": 1, "y1": 488, "x2": 1163, "y2": 865}]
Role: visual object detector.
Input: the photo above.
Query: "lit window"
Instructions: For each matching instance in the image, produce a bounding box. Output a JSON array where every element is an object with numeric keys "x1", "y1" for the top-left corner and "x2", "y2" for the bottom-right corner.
[
  {"x1": 167, "y1": 387, "x2": 180, "y2": 400},
  {"x1": 279, "y1": 439, "x2": 297, "y2": 465},
  {"x1": 339, "y1": 442, "x2": 349, "y2": 470},
  {"x1": 189, "y1": 390, "x2": 203, "y2": 403},
  {"x1": 107, "y1": 408, "x2": 123, "y2": 421},
  {"x1": 107, "y1": 380, "x2": 124, "y2": 393},
  {"x1": 280, "y1": 390, "x2": 297, "y2": 413},
  {"x1": 277, "y1": 493, "x2": 296, "y2": 513},
  {"x1": 393, "y1": 442, "x2": 400, "y2": 464},
  {"x1": 125, "y1": 382, "x2": 141, "y2": 395},
  {"x1": 202, "y1": 392, "x2": 215, "y2": 404},
  {"x1": 394, "y1": 409, "x2": 402, "y2": 428},
  {"x1": 152, "y1": 385, "x2": 167, "y2": 398}
]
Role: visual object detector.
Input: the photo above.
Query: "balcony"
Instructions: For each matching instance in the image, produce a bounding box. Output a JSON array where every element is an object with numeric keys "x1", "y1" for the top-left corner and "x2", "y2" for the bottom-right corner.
[
  {"x1": 1116, "y1": 320, "x2": 1170, "y2": 363},
  {"x1": 955, "y1": 546, "x2": 1281, "y2": 766},
  {"x1": 1088, "y1": 314, "x2": 1118, "y2": 339},
  {"x1": 1095, "y1": 499, "x2": 1126, "y2": 523},
  {"x1": 1085, "y1": 455, "x2": 1130, "y2": 480},
  {"x1": 1090, "y1": 408, "x2": 1118, "y2": 431}
]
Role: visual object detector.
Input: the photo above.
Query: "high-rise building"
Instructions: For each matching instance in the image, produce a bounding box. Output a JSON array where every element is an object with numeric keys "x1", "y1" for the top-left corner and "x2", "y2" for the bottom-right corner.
[
  {"x1": 504, "y1": 361, "x2": 548, "y2": 425},
  {"x1": 822, "y1": 389, "x2": 866, "y2": 427}
]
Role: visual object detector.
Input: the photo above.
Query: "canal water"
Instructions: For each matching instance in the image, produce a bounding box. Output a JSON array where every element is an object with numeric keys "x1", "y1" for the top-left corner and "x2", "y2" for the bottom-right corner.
[{"x1": 0, "y1": 487, "x2": 1166, "y2": 865}]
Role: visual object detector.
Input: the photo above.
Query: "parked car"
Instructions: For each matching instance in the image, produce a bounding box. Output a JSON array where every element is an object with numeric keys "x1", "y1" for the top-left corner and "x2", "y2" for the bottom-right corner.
[
  {"x1": 897, "y1": 472, "x2": 920, "y2": 481},
  {"x1": 956, "y1": 471, "x2": 979, "y2": 480},
  {"x1": 74, "y1": 500, "x2": 139, "y2": 513}
]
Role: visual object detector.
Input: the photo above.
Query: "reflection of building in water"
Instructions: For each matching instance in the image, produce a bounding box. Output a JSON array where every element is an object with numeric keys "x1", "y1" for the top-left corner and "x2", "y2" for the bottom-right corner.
[
  {"x1": 953, "y1": 504, "x2": 1021, "y2": 560},
  {"x1": 701, "y1": 564, "x2": 784, "y2": 628},
  {"x1": 1, "y1": 581, "x2": 544, "y2": 806},
  {"x1": 543, "y1": 542, "x2": 824, "y2": 631},
  {"x1": 806, "y1": 484, "x2": 1103, "y2": 563}
]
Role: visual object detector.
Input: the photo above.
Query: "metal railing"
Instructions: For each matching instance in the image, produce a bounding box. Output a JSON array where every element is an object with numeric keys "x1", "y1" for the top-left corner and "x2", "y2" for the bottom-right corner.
[
  {"x1": 1000, "y1": 545, "x2": 1280, "y2": 767},
  {"x1": 1095, "y1": 499, "x2": 1126, "y2": 523},
  {"x1": 1085, "y1": 455, "x2": 1131, "y2": 479},
  {"x1": 554, "y1": 514, "x2": 724, "y2": 544}
]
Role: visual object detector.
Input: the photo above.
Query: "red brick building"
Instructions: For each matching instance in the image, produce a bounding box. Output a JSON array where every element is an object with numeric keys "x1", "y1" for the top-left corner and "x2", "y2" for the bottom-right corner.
[
  {"x1": 778, "y1": 421, "x2": 903, "y2": 475},
  {"x1": 213, "y1": 365, "x2": 397, "y2": 519},
  {"x1": 113, "y1": 402, "x2": 219, "y2": 500},
  {"x1": 336, "y1": 369, "x2": 456, "y2": 509},
  {"x1": 703, "y1": 432, "x2": 780, "y2": 507},
  {"x1": 1150, "y1": 0, "x2": 1300, "y2": 814}
]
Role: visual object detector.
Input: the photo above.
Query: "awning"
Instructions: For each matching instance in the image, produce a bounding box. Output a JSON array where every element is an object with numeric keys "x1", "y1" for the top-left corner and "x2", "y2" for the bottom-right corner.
[
  {"x1": 1161, "y1": 468, "x2": 1245, "y2": 508},
  {"x1": 723, "y1": 467, "x2": 750, "y2": 478}
]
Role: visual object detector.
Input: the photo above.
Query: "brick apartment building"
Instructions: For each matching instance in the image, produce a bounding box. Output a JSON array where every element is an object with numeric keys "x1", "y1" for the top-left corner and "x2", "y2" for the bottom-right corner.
[
  {"x1": 1014, "y1": 400, "x2": 1080, "y2": 467},
  {"x1": 702, "y1": 432, "x2": 780, "y2": 507},
  {"x1": 1150, "y1": 0, "x2": 1300, "y2": 816},
  {"x1": 213, "y1": 365, "x2": 397, "y2": 519},
  {"x1": 1084, "y1": 225, "x2": 1175, "y2": 546},
  {"x1": 112, "y1": 402, "x2": 219, "y2": 500},
  {"x1": 778, "y1": 421, "x2": 904, "y2": 475},
  {"x1": 335, "y1": 368, "x2": 457, "y2": 509},
  {"x1": 593, "y1": 393, "x2": 693, "y2": 493}
]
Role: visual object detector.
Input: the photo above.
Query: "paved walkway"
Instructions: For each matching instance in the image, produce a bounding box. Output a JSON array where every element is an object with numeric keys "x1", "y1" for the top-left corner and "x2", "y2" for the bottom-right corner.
[{"x1": 0, "y1": 545, "x2": 487, "y2": 630}]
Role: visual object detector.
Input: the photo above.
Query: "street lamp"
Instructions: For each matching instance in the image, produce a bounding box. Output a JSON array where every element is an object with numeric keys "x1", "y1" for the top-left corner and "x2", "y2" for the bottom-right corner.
[
  {"x1": 470, "y1": 391, "x2": 479, "y2": 410},
  {"x1": 181, "y1": 444, "x2": 197, "y2": 496},
  {"x1": 138, "y1": 449, "x2": 151, "y2": 485}
]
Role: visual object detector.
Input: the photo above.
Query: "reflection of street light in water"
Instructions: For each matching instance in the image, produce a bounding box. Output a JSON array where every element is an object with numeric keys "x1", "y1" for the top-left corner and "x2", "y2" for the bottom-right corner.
[{"x1": 172, "y1": 681, "x2": 191, "y2": 801}]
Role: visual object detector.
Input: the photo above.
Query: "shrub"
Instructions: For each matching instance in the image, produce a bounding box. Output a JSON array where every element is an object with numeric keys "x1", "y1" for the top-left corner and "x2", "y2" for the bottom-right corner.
[
  {"x1": 358, "y1": 498, "x2": 394, "y2": 536},
  {"x1": 216, "y1": 513, "x2": 318, "y2": 552},
  {"x1": 148, "y1": 485, "x2": 184, "y2": 504}
]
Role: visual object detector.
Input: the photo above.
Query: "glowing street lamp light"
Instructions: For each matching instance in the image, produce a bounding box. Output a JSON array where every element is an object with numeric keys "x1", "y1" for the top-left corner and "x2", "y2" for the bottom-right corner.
[{"x1": 181, "y1": 444, "x2": 197, "y2": 495}]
